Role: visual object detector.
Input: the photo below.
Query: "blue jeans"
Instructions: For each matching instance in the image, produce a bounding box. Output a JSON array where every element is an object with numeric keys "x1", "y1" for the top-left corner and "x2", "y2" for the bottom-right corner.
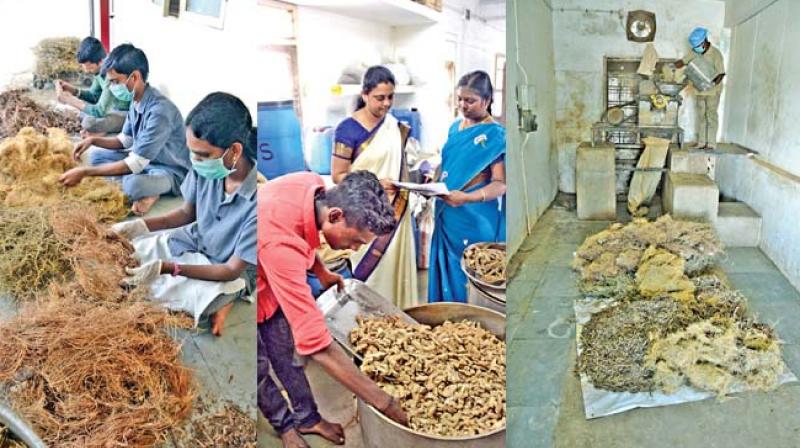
[
  {"x1": 306, "y1": 261, "x2": 353, "y2": 299},
  {"x1": 257, "y1": 310, "x2": 322, "y2": 434},
  {"x1": 89, "y1": 148, "x2": 178, "y2": 200}
]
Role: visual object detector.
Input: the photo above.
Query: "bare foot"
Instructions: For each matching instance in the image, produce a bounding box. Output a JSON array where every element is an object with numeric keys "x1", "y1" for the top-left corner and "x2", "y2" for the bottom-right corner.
[
  {"x1": 280, "y1": 428, "x2": 309, "y2": 448},
  {"x1": 299, "y1": 419, "x2": 345, "y2": 445},
  {"x1": 210, "y1": 302, "x2": 235, "y2": 336},
  {"x1": 131, "y1": 195, "x2": 159, "y2": 216}
]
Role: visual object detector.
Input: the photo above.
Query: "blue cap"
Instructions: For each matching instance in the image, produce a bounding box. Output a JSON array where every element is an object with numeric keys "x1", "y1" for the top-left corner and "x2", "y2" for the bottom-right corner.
[{"x1": 689, "y1": 27, "x2": 708, "y2": 48}]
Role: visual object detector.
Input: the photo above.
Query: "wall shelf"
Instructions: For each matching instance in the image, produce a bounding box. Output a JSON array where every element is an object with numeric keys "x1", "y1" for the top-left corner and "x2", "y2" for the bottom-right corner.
[{"x1": 287, "y1": 0, "x2": 441, "y2": 26}]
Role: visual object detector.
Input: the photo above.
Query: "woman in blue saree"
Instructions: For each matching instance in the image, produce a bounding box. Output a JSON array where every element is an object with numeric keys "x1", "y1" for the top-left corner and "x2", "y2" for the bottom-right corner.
[{"x1": 429, "y1": 71, "x2": 506, "y2": 302}]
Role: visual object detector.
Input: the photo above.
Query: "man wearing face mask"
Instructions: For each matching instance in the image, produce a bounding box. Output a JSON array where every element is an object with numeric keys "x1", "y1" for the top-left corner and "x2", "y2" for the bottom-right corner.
[
  {"x1": 674, "y1": 27, "x2": 726, "y2": 150},
  {"x1": 55, "y1": 37, "x2": 130, "y2": 136},
  {"x1": 258, "y1": 170, "x2": 409, "y2": 448},
  {"x1": 108, "y1": 92, "x2": 257, "y2": 336},
  {"x1": 59, "y1": 43, "x2": 191, "y2": 216}
]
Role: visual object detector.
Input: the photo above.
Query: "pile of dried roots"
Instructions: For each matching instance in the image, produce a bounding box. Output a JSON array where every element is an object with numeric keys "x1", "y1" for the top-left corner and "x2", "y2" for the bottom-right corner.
[
  {"x1": 576, "y1": 217, "x2": 787, "y2": 397},
  {"x1": 183, "y1": 403, "x2": 257, "y2": 448},
  {"x1": 0, "y1": 90, "x2": 81, "y2": 137},
  {"x1": 0, "y1": 205, "x2": 136, "y2": 301},
  {"x1": 0, "y1": 293, "x2": 194, "y2": 447},
  {"x1": 578, "y1": 297, "x2": 695, "y2": 392},
  {"x1": 463, "y1": 243, "x2": 506, "y2": 285},
  {"x1": 572, "y1": 215, "x2": 722, "y2": 298},
  {"x1": 32, "y1": 37, "x2": 81, "y2": 81},
  {"x1": 0, "y1": 127, "x2": 127, "y2": 221},
  {"x1": 351, "y1": 315, "x2": 505, "y2": 437},
  {"x1": 647, "y1": 317, "x2": 786, "y2": 396}
]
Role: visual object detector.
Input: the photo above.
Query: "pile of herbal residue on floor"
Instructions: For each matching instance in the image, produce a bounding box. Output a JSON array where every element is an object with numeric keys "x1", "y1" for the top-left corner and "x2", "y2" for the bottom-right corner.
[
  {"x1": 0, "y1": 205, "x2": 136, "y2": 301},
  {"x1": 174, "y1": 401, "x2": 256, "y2": 448},
  {"x1": 0, "y1": 90, "x2": 81, "y2": 137},
  {"x1": 573, "y1": 216, "x2": 791, "y2": 400},
  {"x1": 0, "y1": 127, "x2": 127, "y2": 220},
  {"x1": 350, "y1": 315, "x2": 505, "y2": 437},
  {"x1": 0, "y1": 192, "x2": 198, "y2": 445}
]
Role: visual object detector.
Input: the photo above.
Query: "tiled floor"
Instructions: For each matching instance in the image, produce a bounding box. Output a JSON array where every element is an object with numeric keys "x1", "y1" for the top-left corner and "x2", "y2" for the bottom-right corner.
[{"x1": 506, "y1": 203, "x2": 800, "y2": 448}]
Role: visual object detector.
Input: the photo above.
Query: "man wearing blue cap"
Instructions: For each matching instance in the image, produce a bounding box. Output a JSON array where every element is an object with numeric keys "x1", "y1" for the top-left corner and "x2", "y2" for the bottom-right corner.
[{"x1": 675, "y1": 27, "x2": 725, "y2": 150}]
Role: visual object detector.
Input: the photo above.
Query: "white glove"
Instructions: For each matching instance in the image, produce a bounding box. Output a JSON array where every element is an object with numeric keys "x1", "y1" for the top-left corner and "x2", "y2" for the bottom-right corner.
[
  {"x1": 111, "y1": 218, "x2": 149, "y2": 240},
  {"x1": 122, "y1": 260, "x2": 162, "y2": 286}
]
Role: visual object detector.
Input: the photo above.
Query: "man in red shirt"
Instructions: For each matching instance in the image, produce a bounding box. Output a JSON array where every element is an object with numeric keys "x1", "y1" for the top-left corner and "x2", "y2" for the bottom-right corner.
[{"x1": 258, "y1": 170, "x2": 408, "y2": 447}]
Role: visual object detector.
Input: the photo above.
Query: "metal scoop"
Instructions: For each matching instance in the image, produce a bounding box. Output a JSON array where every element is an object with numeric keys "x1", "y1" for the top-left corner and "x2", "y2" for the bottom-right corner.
[{"x1": 316, "y1": 279, "x2": 418, "y2": 362}]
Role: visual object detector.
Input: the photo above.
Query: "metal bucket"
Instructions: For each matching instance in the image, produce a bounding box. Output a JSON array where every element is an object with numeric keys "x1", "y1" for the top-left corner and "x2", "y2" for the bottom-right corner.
[
  {"x1": 467, "y1": 279, "x2": 506, "y2": 314},
  {"x1": 357, "y1": 303, "x2": 505, "y2": 448},
  {"x1": 686, "y1": 57, "x2": 716, "y2": 92},
  {"x1": 0, "y1": 403, "x2": 46, "y2": 448}
]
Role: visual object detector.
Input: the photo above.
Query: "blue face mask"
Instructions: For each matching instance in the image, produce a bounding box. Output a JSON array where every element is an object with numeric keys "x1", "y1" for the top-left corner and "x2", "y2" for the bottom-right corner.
[
  {"x1": 191, "y1": 147, "x2": 237, "y2": 180},
  {"x1": 693, "y1": 44, "x2": 705, "y2": 54},
  {"x1": 109, "y1": 74, "x2": 134, "y2": 101}
]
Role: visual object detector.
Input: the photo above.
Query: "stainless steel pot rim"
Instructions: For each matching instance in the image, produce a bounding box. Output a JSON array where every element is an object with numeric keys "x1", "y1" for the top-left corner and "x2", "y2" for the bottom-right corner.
[{"x1": 460, "y1": 242, "x2": 507, "y2": 290}]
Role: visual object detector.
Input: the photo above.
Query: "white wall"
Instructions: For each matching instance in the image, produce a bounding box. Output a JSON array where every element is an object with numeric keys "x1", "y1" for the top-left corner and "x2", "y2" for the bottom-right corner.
[
  {"x1": 0, "y1": 0, "x2": 91, "y2": 89},
  {"x1": 551, "y1": 0, "x2": 727, "y2": 193},
  {"x1": 506, "y1": 0, "x2": 558, "y2": 256},
  {"x1": 293, "y1": 1, "x2": 504, "y2": 159},
  {"x1": 110, "y1": 0, "x2": 280, "y2": 119},
  {"x1": 443, "y1": 0, "x2": 505, "y2": 78},
  {"x1": 717, "y1": 0, "x2": 800, "y2": 291}
]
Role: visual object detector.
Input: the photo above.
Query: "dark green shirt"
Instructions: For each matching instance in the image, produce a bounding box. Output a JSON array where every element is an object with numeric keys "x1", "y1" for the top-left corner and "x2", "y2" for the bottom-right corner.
[{"x1": 76, "y1": 74, "x2": 131, "y2": 118}]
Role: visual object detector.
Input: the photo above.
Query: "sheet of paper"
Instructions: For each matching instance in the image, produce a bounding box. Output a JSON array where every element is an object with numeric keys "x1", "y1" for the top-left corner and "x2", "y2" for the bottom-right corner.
[{"x1": 391, "y1": 181, "x2": 450, "y2": 196}]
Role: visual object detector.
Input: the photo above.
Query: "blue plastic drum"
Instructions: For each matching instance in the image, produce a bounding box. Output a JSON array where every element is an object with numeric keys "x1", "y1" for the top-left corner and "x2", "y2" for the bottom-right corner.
[
  {"x1": 308, "y1": 126, "x2": 334, "y2": 175},
  {"x1": 390, "y1": 108, "x2": 422, "y2": 142},
  {"x1": 257, "y1": 100, "x2": 306, "y2": 180}
]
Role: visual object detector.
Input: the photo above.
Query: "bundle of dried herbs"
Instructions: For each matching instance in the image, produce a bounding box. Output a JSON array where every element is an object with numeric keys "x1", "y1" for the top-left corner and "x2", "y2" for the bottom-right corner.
[{"x1": 32, "y1": 37, "x2": 81, "y2": 81}]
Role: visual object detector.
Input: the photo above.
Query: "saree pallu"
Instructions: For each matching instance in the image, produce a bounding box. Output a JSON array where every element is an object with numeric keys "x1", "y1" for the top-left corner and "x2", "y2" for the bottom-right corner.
[
  {"x1": 329, "y1": 114, "x2": 419, "y2": 309},
  {"x1": 428, "y1": 119, "x2": 506, "y2": 303}
]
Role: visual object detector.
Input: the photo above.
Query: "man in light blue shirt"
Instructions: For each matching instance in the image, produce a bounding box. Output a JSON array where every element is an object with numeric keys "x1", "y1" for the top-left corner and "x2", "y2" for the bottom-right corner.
[{"x1": 60, "y1": 43, "x2": 191, "y2": 215}]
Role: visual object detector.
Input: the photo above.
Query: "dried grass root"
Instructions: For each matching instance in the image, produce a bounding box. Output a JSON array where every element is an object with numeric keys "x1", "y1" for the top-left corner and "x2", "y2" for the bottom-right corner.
[
  {"x1": 0, "y1": 292, "x2": 194, "y2": 448},
  {"x1": 181, "y1": 402, "x2": 256, "y2": 448},
  {"x1": 572, "y1": 216, "x2": 723, "y2": 286},
  {"x1": 578, "y1": 298, "x2": 697, "y2": 393},
  {"x1": 0, "y1": 205, "x2": 137, "y2": 301},
  {"x1": 463, "y1": 244, "x2": 507, "y2": 285},
  {"x1": 350, "y1": 315, "x2": 505, "y2": 437},
  {"x1": 0, "y1": 91, "x2": 81, "y2": 138},
  {"x1": 0, "y1": 127, "x2": 127, "y2": 221},
  {"x1": 32, "y1": 37, "x2": 82, "y2": 81}
]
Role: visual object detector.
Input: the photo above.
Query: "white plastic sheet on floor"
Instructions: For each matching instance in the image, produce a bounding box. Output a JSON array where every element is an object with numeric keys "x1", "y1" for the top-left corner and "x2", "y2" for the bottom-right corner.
[{"x1": 574, "y1": 297, "x2": 798, "y2": 419}]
